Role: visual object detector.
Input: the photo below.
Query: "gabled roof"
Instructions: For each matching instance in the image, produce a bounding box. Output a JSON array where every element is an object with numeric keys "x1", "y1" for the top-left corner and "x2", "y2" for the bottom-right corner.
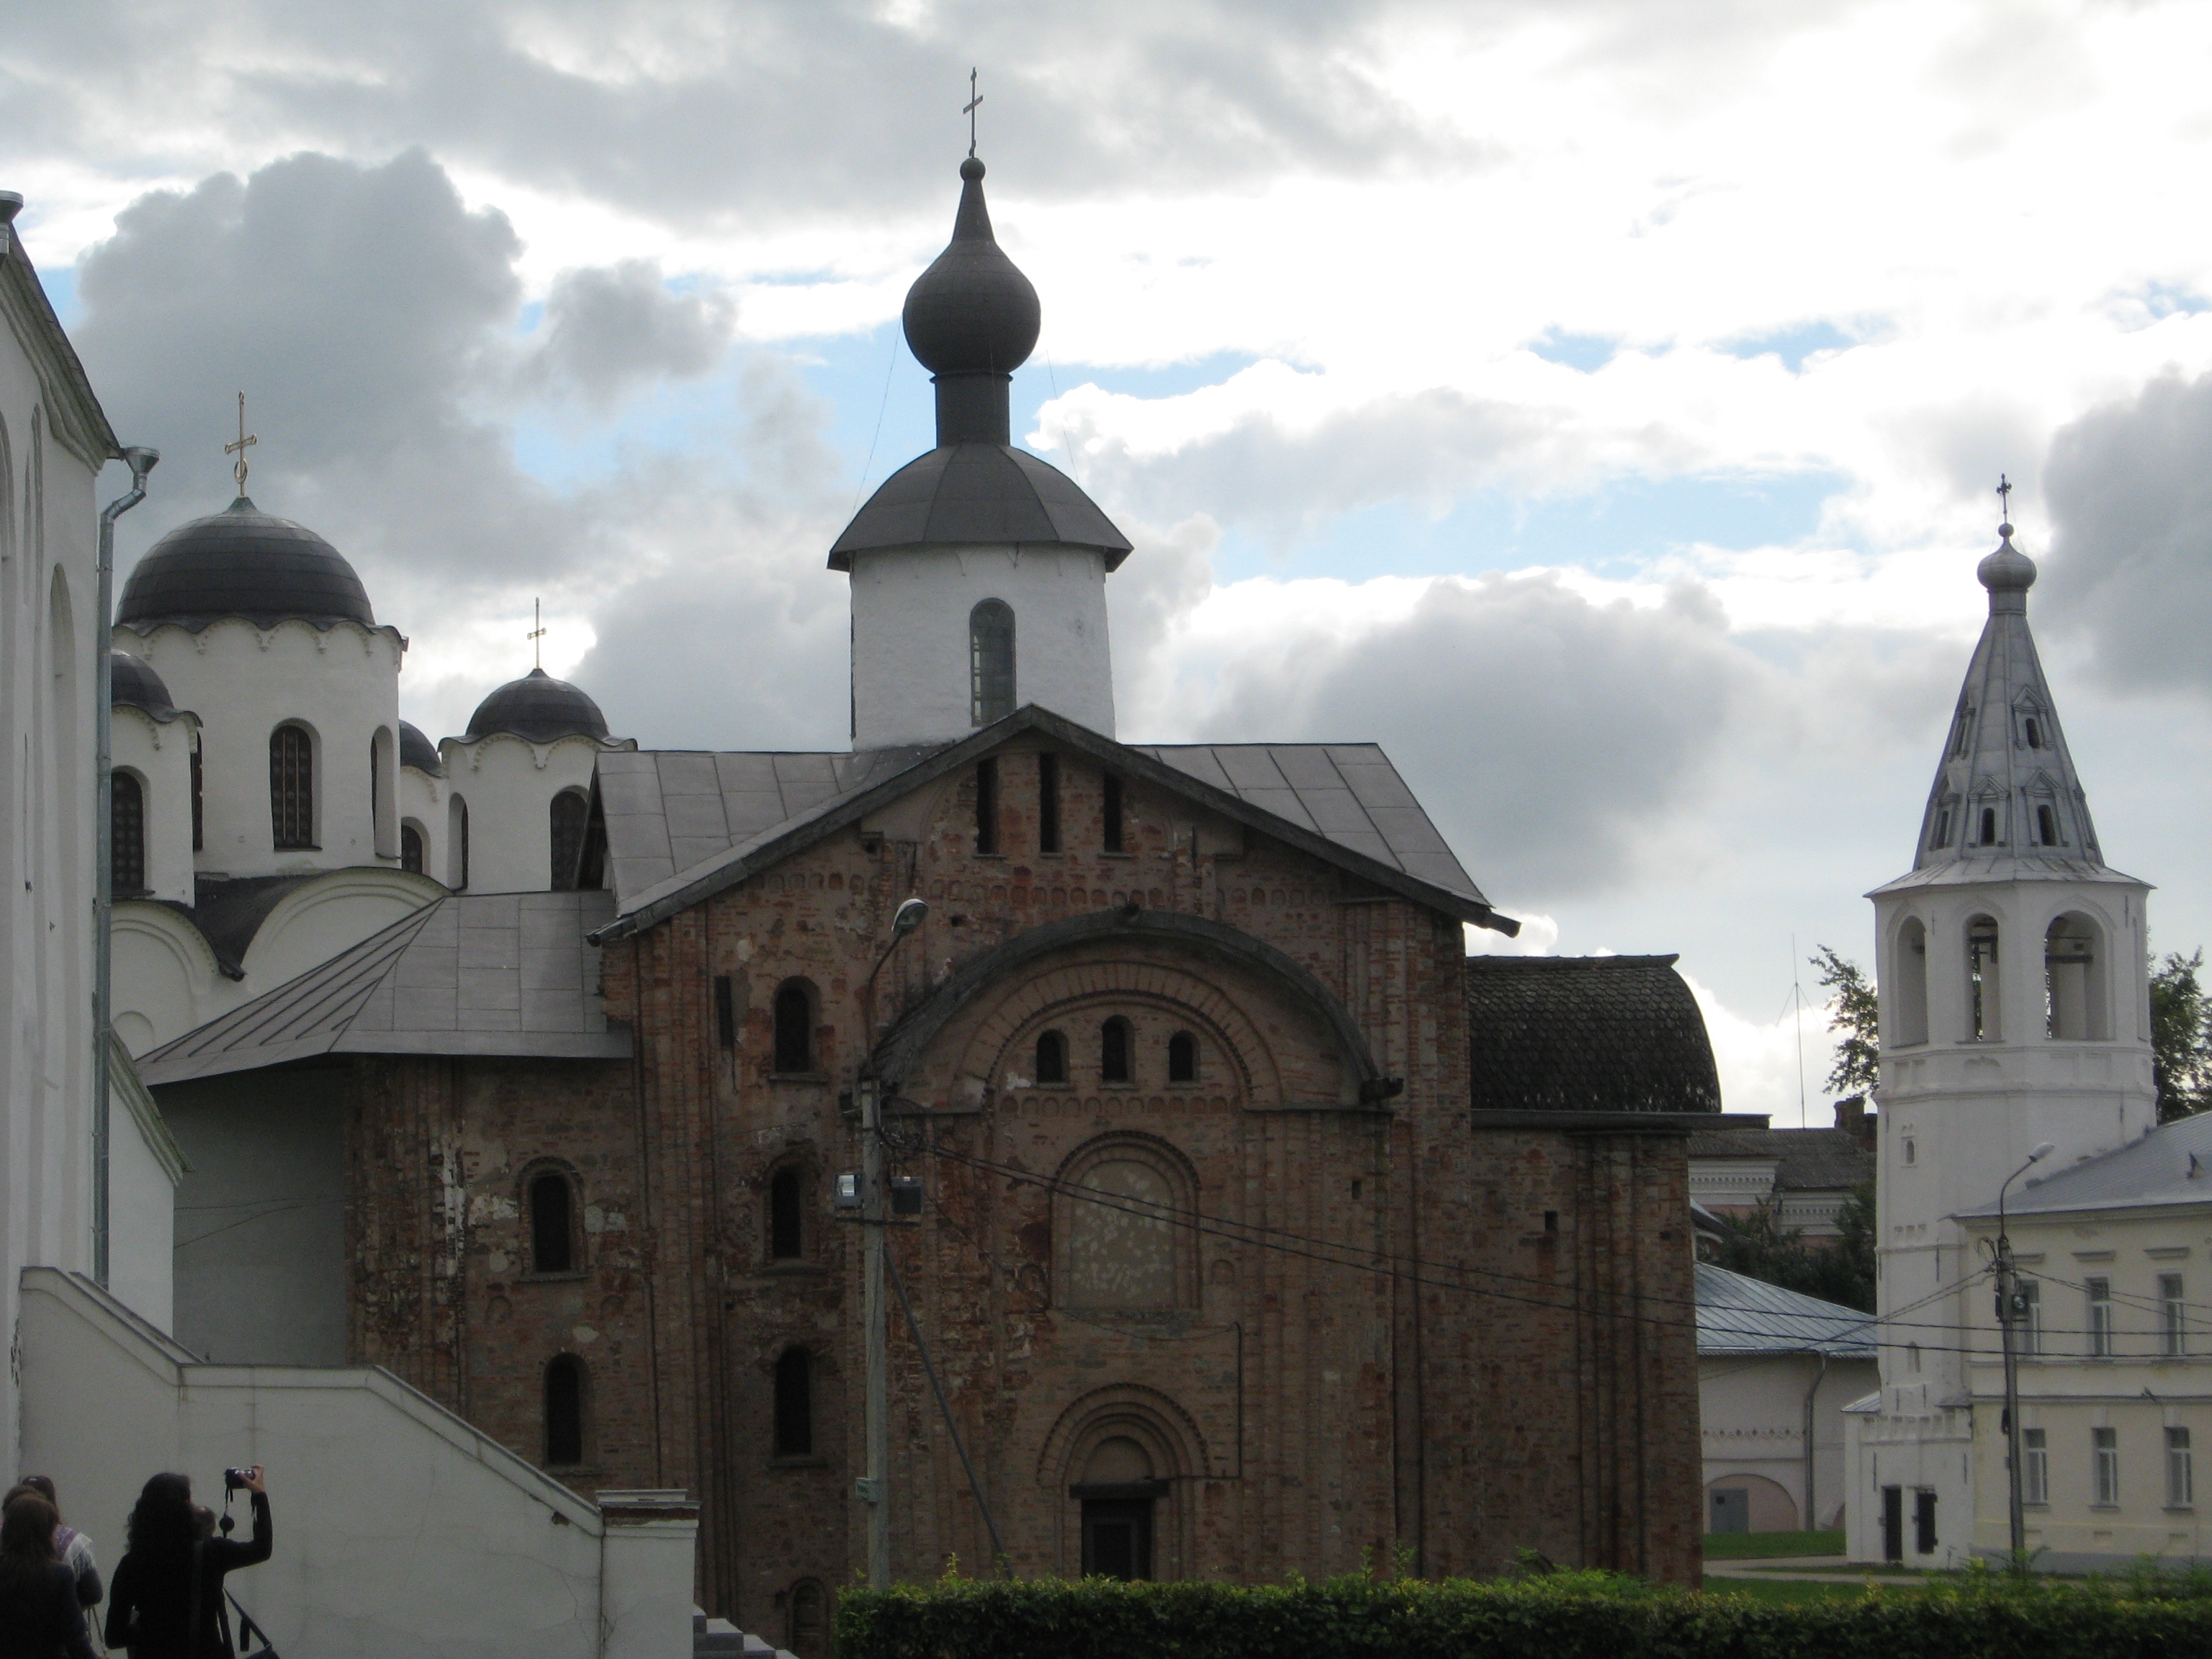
[
  {"x1": 1688, "y1": 1126, "x2": 1873, "y2": 1192},
  {"x1": 1466, "y1": 954, "x2": 1721, "y2": 1115},
  {"x1": 1696, "y1": 1262, "x2": 1874, "y2": 1358},
  {"x1": 1957, "y1": 1112, "x2": 2212, "y2": 1220},
  {"x1": 138, "y1": 891, "x2": 627, "y2": 1085},
  {"x1": 588, "y1": 706, "x2": 1514, "y2": 945},
  {"x1": 0, "y1": 220, "x2": 120, "y2": 470}
]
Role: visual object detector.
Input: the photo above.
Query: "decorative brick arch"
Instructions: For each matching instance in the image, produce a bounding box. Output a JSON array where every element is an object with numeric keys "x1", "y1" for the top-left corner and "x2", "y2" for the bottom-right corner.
[{"x1": 1035, "y1": 1382, "x2": 1210, "y2": 1579}]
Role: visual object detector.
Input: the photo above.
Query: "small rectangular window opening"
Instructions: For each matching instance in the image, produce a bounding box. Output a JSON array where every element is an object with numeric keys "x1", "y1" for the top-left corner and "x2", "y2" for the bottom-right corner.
[
  {"x1": 2161, "y1": 1274, "x2": 2186, "y2": 1357},
  {"x1": 2088, "y1": 1278, "x2": 2113, "y2": 1358},
  {"x1": 2037, "y1": 804, "x2": 2059, "y2": 846},
  {"x1": 715, "y1": 976, "x2": 737, "y2": 1049},
  {"x1": 1543, "y1": 1210, "x2": 1559, "y2": 1233},
  {"x1": 2168, "y1": 1427, "x2": 2194, "y2": 1507},
  {"x1": 2095, "y1": 1426, "x2": 2120, "y2": 1505},
  {"x1": 976, "y1": 757, "x2": 1000, "y2": 855},
  {"x1": 1102, "y1": 773, "x2": 1124, "y2": 853},
  {"x1": 1038, "y1": 753, "x2": 1061, "y2": 853}
]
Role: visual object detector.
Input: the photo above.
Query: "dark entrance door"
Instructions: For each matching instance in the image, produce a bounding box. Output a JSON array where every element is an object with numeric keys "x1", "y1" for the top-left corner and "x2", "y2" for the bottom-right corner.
[
  {"x1": 1881, "y1": 1485, "x2": 1904, "y2": 1562},
  {"x1": 1708, "y1": 1488, "x2": 1750, "y2": 1533},
  {"x1": 1914, "y1": 1489, "x2": 1938, "y2": 1555},
  {"x1": 1081, "y1": 1498, "x2": 1154, "y2": 1580}
]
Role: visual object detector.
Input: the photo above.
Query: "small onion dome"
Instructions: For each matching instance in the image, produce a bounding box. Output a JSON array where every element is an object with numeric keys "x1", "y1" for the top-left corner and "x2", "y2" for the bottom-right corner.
[
  {"x1": 901, "y1": 158, "x2": 1040, "y2": 378},
  {"x1": 1977, "y1": 522, "x2": 2038, "y2": 595},
  {"x1": 399, "y1": 720, "x2": 444, "y2": 776},
  {"x1": 109, "y1": 650, "x2": 181, "y2": 721},
  {"x1": 118, "y1": 496, "x2": 375, "y2": 631},
  {"x1": 465, "y1": 667, "x2": 610, "y2": 744}
]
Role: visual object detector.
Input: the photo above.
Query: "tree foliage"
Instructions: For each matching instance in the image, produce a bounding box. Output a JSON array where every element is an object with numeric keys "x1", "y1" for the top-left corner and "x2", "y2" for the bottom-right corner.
[
  {"x1": 2152, "y1": 950, "x2": 2212, "y2": 1123},
  {"x1": 1710, "y1": 1186, "x2": 1874, "y2": 1313},
  {"x1": 1810, "y1": 945, "x2": 1879, "y2": 1098}
]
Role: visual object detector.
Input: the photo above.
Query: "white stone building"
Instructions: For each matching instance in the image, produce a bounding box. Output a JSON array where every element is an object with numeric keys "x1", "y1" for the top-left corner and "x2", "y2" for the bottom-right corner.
[{"x1": 1843, "y1": 519, "x2": 2164, "y2": 1568}]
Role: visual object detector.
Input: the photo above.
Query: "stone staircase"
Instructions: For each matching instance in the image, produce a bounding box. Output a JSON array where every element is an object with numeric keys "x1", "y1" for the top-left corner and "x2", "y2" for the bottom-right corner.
[{"x1": 693, "y1": 1608, "x2": 796, "y2": 1659}]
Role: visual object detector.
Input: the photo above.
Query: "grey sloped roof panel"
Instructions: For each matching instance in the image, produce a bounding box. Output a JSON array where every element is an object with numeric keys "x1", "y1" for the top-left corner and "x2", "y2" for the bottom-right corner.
[
  {"x1": 1467, "y1": 954, "x2": 1722, "y2": 1115},
  {"x1": 136, "y1": 891, "x2": 626, "y2": 1084},
  {"x1": 1959, "y1": 1112, "x2": 2212, "y2": 1218},
  {"x1": 1693, "y1": 1126, "x2": 1874, "y2": 1191},
  {"x1": 828, "y1": 444, "x2": 1133, "y2": 570},
  {"x1": 1133, "y1": 744, "x2": 1487, "y2": 908},
  {"x1": 1696, "y1": 1262, "x2": 1875, "y2": 1357}
]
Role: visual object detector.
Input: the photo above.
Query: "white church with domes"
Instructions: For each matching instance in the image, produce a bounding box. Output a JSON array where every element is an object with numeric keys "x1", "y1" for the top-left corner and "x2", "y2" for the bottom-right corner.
[{"x1": 106, "y1": 482, "x2": 633, "y2": 1055}]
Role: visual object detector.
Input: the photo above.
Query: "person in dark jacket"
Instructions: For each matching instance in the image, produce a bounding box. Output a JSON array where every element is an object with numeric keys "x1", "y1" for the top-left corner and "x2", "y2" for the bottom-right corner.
[
  {"x1": 4, "y1": 1479, "x2": 100, "y2": 1612},
  {"x1": 0, "y1": 1491, "x2": 96, "y2": 1659},
  {"x1": 104, "y1": 1468, "x2": 271, "y2": 1659}
]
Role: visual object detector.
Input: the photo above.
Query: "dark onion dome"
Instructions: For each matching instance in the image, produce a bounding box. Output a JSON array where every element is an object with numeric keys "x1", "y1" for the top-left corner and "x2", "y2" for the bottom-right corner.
[
  {"x1": 465, "y1": 667, "x2": 610, "y2": 744},
  {"x1": 109, "y1": 650, "x2": 182, "y2": 721},
  {"x1": 830, "y1": 444, "x2": 1132, "y2": 570},
  {"x1": 399, "y1": 720, "x2": 444, "y2": 775},
  {"x1": 117, "y1": 496, "x2": 376, "y2": 631},
  {"x1": 901, "y1": 157, "x2": 1041, "y2": 379},
  {"x1": 830, "y1": 156, "x2": 1130, "y2": 570}
]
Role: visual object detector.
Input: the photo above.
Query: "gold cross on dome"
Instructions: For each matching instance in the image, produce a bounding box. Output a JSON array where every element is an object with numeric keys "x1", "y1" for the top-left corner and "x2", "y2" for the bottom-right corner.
[
  {"x1": 964, "y1": 68, "x2": 982, "y2": 158},
  {"x1": 223, "y1": 390, "x2": 257, "y2": 494},
  {"x1": 529, "y1": 597, "x2": 547, "y2": 670}
]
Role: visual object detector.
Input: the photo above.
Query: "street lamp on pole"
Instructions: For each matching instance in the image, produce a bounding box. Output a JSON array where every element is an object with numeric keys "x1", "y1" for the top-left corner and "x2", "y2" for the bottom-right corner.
[
  {"x1": 857, "y1": 896, "x2": 927, "y2": 1590},
  {"x1": 1997, "y1": 1140, "x2": 2055, "y2": 1573}
]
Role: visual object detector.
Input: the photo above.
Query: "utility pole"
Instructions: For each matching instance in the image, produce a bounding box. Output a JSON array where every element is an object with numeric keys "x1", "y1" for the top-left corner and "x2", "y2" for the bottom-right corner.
[
  {"x1": 860, "y1": 1071, "x2": 890, "y2": 1589},
  {"x1": 1996, "y1": 1141, "x2": 2054, "y2": 1573}
]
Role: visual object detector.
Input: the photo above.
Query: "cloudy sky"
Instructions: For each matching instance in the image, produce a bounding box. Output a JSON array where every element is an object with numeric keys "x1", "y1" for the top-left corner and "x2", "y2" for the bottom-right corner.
[{"x1": 12, "y1": 0, "x2": 2212, "y2": 1121}]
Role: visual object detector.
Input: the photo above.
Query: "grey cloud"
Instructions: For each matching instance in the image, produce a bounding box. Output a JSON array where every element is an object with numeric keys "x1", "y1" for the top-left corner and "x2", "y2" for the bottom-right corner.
[
  {"x1": 2041, "y1": 367, "x2": 2212, "y2": 698},
  {"x1": 1194, "y1": 571, "x2": 1763, "y2": 898},
  {"x1": 521, "y1": 260, "x2": 735, "y2": 410}
]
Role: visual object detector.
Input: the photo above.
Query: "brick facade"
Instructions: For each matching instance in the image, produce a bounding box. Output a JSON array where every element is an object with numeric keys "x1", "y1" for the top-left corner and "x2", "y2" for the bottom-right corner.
[{"x1": 344, "y1": 738, "x2": 1701, "y2": 1645}]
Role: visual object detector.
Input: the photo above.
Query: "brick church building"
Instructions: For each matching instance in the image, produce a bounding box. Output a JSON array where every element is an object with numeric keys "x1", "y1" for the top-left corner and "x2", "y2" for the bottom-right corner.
[{"x1": 140, "y1": 151, "x2": 1725, "y2": 1645}]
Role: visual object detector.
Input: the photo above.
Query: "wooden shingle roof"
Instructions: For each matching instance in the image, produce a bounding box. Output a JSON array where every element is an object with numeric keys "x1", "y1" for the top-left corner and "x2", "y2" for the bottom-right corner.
[{"x1": 1467, "y1": 953, "x2": 1722, "y2": 1115}]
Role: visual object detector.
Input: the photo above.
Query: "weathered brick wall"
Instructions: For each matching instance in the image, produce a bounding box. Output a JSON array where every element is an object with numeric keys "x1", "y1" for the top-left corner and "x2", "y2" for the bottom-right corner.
[{"x1": 350, "y1": 739, "x2": 1702, "y2": 1646}]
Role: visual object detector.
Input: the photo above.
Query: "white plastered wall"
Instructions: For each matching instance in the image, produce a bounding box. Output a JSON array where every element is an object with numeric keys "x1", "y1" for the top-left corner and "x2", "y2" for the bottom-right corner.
[
  {"x1": 439, "y1": 731, "x2": 619, "y2": 894},
  {"x1": 117, "y1": 616, "x2": 405, "y2": 879},
  {"x1": 18, "y1": 1268, "x2": 697, "y2": 1659},
  {"x1": 1701, "y1": 1352, "x2": 1878, "y2": 1534},
  {"x1": 848, "y1": 543, "x2": 1114, "y2": 747},
  {"x1": 110, "y1": 700, "x2": 197, "y2": 903},
  {"x1": 400, "y1": 760, "x2": 446, "y2": 879}
]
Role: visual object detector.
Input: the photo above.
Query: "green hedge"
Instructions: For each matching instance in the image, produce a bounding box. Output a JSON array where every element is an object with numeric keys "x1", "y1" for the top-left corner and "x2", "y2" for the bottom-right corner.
[{"x1": 835, "y1": 1569, "x2": 2212, "y2": 1659}]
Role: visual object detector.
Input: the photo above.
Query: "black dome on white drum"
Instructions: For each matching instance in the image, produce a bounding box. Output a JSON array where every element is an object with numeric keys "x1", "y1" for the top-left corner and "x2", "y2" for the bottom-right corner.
[
  {"x1": 118, "y1": 497, "x2": 376, "y2": 631},
  {"x1": 466, "y1": 667, "x2": 610, "y2": 744}
]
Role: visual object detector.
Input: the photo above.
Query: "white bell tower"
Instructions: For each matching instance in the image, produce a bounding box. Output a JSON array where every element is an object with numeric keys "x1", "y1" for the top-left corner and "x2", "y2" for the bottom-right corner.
[{"x1": 1850, "y1": 510, "x2": 2158, "y2": 1565}]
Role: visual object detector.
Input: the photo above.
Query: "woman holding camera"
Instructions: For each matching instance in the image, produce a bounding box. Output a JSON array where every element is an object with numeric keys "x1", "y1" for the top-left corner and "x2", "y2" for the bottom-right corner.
[{"x1": 105, "y1": 1467, "x2": 271, "y2": 1659}]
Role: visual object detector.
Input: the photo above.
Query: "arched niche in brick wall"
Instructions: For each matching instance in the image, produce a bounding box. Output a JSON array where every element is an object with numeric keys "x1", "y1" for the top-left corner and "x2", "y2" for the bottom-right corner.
[
  {"x1": 1035, "y1": 1382, "x2": 1209, "y2": 1581},
  {"x1": 1053, "y1": 1133, "x2": 1201, "y2": 1313}
]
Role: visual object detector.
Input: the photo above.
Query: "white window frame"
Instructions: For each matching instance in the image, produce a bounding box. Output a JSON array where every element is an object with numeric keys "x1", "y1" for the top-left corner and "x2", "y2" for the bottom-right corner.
[
  {"x1": 2087, "y1": 1278, "x2": 2113, "y2": 1358},
  {"x1": 2167, "y1": 1428, "x2": 2194, "y2": 1509},
  {"x1": 2022, "y1": 1428, "x2": 2049, "y2": 1506},
  {"x1": 2019, "y1": 1278, "x2": 2042, "y2": 1355},
  {"x1": 2160, "y1": 1274, "x2": 2186, "y2": 1359},
  {"x1": 2094, "y1": 1426, "x2": 2120, "y2": 1506}
]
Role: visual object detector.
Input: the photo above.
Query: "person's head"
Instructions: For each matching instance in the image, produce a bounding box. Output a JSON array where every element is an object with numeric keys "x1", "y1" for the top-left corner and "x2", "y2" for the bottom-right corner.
[
  {"x1": 0, "y1": 1493, "x2": 60, "y2": 1593},
  {"x1": 126, "y1": 1473, "x2": 195, "y2": 1559},
  {"x1": 190, "y1": 1506, "x2": 215, "y2": 1541},
  {"x1": 16, "y1": 1476, "x2": 57, "y2": 1514}
]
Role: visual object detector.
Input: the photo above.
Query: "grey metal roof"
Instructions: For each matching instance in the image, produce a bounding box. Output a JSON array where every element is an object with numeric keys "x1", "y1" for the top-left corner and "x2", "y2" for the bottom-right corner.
[
  {"x1": 117, "y1": 497, "x2": 379, "y2": 632},
  {"x1": 1958, "y1": 1113, "x2": 2212, "y2": 1220},
  {"x1": 111, "y1": 651, "x2": 184, "y2": 722},
  {"x1": 1466, "y1": 955, "x2": 1722, "y2": 1115},
  {"x1": 400, "y1": 721, "x2": 443, "y2": 775},
  {"x1": 1696, "y1": 1262, "x2": 1875, "y2": 1357},
  {"x1": 827, "y1": 444, "x2": 1132, "y2": 570},
  {"x1": 137, "y1": 891, "x2": 628, "y2": 1085},
  {"x1": 590, "y1": 714, "x2": 1509, "y2": 943},
  {"x1": 1133, "y1": 744, "x2": 1481, "y2": 904}
]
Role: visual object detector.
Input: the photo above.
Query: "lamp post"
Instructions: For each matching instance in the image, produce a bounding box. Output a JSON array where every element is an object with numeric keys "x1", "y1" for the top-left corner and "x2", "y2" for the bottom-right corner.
[
  {"x1": 857, "y1": 896, "x2": 927, "y2": 1589},
  {"x1": 1997, "y1": 1140, "x2": 2055, "y2": 1573}
]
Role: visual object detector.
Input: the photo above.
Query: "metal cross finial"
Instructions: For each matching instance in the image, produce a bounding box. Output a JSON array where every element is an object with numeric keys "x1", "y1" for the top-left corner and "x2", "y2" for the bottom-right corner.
[
  {"x1": 529, "y1": 597, "x2": 547, "y2": 670},
  {"x1": 223, "y1": 391, "x2": 258, "y2": 495},
  {"x1": 963, "y1": 68, "x2": 982, "y2": 158},
  {"x1": 1996, "y1": 472, "x2": 2013, "y2": 526}
]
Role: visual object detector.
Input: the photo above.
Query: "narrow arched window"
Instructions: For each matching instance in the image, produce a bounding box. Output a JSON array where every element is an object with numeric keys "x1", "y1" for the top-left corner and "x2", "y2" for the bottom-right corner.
[
  {"x1": 2037, "y1": 804, "x2": 2059, "y2": 846},
  {"x1": 1035, "y1": 1030, "x2": 1069, "y2": 1085},
  {"x1": 774, "y1": 1348, "x2": 813, "y2": 1457},
  {"x1": 270, "y1": 724, "x2": 314, "y2": 848},
  {"x1": 400, "y1": 822, "x2": 425, "y2": 875},
  {"x1": 530, "y1": 1170, "x2": 576, "y2": 1273},
  {"x1": 544, "y1": 1355, "x2": 585, "y2": 1465},
  {"x1": 773, "y1": 981, "x2": 814, "y2": 1074},
  {"x1": 2024, "y1": 716, "x2": 2043, "y2": 750},
  {"x1": 770, "y1": 1166, "x2": 805, "y2": 1259},
  {"x1": 112, "y1": 770, "x2": 145, "y2": 896},
  {"x1": 190, "y1": 740, "x2": 204, "y2": 850},
  {"x1": 1979, "y1": 806, "x2": 1997, "y2": 846},
  {"x1": 1932, "y1": 809, "x2": 1951, "y2": 850},
  {"x1": 1100, "y1": 1017, "x2": 1133, "y2": 1084},
  {"x1": 550, "y1": 788, "x2": 590, "y2": 890},
  {"x1": 1968, "y1": 917, "x2": 2001, "y2": 1042},
  {"x1": 449, "y1": 795, "x2": 470, "y2": 889},
  {"x1": 1167, "y1": 1031, "x2": 1197, "y2": 1084},
  {"x1": 970, "y1": 599, "x2": 1015, "y2": 725}
]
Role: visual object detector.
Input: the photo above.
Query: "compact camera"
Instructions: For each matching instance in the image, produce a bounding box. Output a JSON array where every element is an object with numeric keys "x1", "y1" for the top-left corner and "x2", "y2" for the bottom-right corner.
[{"x1": 223, "y1": 1467, "x2": 254, "y2": 1492}]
